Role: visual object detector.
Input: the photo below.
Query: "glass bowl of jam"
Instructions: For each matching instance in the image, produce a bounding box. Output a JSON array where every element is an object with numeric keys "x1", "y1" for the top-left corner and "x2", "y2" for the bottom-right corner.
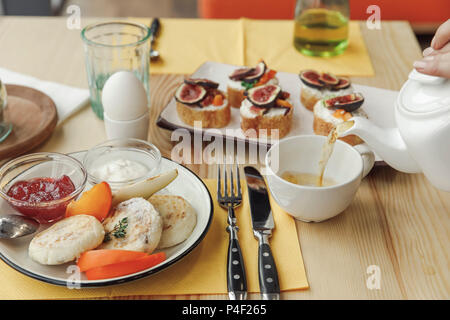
[{"x1": 0, "y1": 152, "x2": 87, "y2": 223}]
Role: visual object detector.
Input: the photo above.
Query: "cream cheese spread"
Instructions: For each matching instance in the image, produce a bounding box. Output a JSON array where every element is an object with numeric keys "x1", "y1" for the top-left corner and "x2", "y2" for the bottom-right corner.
[{"x1": 91, "y1": 158, "x2": 148, "y2": 182}]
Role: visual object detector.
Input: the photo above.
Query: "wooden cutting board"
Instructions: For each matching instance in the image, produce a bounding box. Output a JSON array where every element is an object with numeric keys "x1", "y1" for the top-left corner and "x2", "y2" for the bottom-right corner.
[{"x1": 0, "y1": 84, "x2": 57, "y2": 160}]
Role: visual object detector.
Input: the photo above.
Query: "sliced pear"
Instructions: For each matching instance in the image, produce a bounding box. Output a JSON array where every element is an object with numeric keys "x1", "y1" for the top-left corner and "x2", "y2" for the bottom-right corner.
[{"x1": 112, "y1": 169, "x2": 178, "y2": 207}]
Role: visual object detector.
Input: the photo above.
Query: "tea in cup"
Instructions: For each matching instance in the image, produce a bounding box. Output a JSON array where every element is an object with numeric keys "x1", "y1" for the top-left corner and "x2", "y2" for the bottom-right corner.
[{"x1": 265, "y1": 135, "x2": 374, "y2": 222}]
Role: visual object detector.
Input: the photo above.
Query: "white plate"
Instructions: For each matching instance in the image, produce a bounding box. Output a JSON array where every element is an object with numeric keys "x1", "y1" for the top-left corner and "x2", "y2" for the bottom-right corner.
[
  {"x1": 157, "y1": 61, "x2": 400, "y2": 162},
  {"x1": 0, "y1": 152, "x2": 213, "y2": 288}
]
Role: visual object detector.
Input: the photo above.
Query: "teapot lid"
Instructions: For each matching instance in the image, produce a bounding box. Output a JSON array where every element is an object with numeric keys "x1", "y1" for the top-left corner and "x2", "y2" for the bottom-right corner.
[{"x1": 399, "y1": 69, "x2": 450, "y2": 114}]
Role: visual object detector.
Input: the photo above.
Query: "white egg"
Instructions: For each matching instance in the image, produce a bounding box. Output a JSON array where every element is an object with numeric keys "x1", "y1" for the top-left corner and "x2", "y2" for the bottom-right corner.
[{"x1": 102, "y1": 71, "x2": 148, "y2": 121}]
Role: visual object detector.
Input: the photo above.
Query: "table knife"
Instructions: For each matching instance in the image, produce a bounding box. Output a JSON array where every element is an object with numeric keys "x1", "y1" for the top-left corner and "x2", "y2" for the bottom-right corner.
[{"x1": 244, "y1": 166, "x2": 280, "y2": 300}]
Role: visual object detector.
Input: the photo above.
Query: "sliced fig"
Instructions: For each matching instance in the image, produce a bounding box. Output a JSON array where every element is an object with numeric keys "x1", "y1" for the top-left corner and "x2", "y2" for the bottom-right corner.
[
  {"x1": 184, "y1": 78, "x2": 219, "y2": 89},
  {"x1": 299, "y1": 70, "x2": 324, "y2": 89},
  {"x1": 174, "y1": 83, "x2": 207, "y2": 105},
  {"x1": 200, "y1": 90, "x2": 224, "y2": 107},
  {"x1": 319, "y1": 72, "x2": 339, "y2": 86},
  {"x1": 323, "y1": 93, "x2": 364, "y2": 112},
  {"x1": 279, "y1": 91, "x2": 291, "y2": 100},
  {"x1": 247, "y1": 84, "x2": 281, "y2": 108},
  {"x1": 229, "y1": 68, "x2": 254, "y2": 81},
  {"x1": 200, "y1": 94, "x2": 214, "y2": 107},
  {"x1": 331, "y1": 77, "x2": 351, "y2": 91},
  {"x1": 242, "y1": 61, "x2": 267, "y2": 83}
]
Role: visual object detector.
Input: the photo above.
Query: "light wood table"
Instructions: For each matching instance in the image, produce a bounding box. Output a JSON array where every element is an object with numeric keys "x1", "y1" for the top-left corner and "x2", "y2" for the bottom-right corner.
[{"x1": 0, "y1": 17, "x2": 448, "y2": 300}]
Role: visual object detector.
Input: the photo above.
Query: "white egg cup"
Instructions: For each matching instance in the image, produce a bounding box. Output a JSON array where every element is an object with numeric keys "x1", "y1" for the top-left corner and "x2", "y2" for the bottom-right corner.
[{"x1": 104, "y1": 111, "x2": 149, "y2": 140}]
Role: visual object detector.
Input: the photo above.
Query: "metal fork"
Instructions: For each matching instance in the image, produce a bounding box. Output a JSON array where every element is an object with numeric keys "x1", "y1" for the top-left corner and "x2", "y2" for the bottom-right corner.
[{"x1": 217, "y1": 161, "x2": 247, "y2": 300}]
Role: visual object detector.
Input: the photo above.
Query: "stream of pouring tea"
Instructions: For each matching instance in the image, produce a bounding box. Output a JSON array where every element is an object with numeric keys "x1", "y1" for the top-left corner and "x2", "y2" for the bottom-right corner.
[
  {"x1": 317, "y1": 121, "x2": 355, "y2": 187},
  {"x1": 281, "y1": 121, "x2": 355, "y2": 187},
  {"x1": 318, "y1": 128, "x2": 338, "y2": 187}
]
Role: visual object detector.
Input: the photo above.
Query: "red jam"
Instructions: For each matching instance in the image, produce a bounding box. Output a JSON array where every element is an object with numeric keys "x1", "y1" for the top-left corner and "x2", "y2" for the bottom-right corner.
[{"x1": 7, "y1": 175, "x2": 76, "y2": 223}]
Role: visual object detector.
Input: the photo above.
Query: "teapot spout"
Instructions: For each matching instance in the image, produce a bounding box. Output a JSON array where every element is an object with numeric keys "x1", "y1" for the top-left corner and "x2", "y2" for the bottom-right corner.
[{"x1": 340, "y1": 117, "x2": 421, "y2": 173}]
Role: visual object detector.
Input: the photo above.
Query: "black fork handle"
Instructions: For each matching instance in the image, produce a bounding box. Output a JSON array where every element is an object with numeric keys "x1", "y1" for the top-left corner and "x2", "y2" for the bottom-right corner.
[{"x1": 226, "y1": 206, "x2": 247, "y2": 300}]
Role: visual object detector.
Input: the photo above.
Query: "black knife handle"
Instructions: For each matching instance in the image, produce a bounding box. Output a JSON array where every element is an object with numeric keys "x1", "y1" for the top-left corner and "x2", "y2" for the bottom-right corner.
[
  {"x1": 226, "y1": 224, "x2": 247, "y2": 300},
  {"x1": 257, "y1": 234, "x2": 280, "y2": 300}
]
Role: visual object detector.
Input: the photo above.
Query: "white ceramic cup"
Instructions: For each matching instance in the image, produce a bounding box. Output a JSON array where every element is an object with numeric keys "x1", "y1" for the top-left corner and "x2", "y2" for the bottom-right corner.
[
  {"x1": 265, "y1": 135, "x2": 375, "y2": 222},
  {"x1": 104, "y1": 110, "x2": 149, "y2": 140}
]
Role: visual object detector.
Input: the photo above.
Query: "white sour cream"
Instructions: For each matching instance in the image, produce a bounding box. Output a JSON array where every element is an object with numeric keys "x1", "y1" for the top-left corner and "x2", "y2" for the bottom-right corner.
[
  {"x1": 91, "y1": 158, "x2": 148, "y2": 182},
  {"x1": 189, "y1": 99, "x2": 228, "y2": 111},
  {"x1": 240, "y1": 98, "x2": 291, "y2": 119},
  {"x1": 301, "y1": 81, "x2": 354, "y2": 99},
  {"x1": 313, "y1": 99, "x2": 368, "y2": 126}
]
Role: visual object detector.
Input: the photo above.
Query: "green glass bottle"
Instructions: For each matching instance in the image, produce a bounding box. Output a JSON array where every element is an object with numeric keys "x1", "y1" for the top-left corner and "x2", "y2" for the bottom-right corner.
[{"x1": 293, "y1": 0, "x2": 350, "y2": 57}]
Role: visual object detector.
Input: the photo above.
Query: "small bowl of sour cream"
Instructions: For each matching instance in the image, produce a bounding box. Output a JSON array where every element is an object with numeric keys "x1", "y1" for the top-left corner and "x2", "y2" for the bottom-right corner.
[{"x1": 83, "y1": 138, "x2": 161, "y2": 191}]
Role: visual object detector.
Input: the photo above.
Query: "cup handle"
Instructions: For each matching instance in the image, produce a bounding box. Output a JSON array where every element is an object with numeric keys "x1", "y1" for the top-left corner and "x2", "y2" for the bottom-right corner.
[{"x1": 353, "y1": 144, "x2": 375, "y2": 178}]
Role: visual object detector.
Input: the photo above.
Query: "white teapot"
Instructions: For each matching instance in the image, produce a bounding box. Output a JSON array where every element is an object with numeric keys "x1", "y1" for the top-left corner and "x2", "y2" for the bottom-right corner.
[{"x1": 341, "y1": 69, "x2": 450, "y2": 191}]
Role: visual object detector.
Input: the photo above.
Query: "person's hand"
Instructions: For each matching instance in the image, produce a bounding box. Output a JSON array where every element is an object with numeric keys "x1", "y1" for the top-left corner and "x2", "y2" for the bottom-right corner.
[{"x1": 413, "y1": 19, "x2": 450, "y2": 78}]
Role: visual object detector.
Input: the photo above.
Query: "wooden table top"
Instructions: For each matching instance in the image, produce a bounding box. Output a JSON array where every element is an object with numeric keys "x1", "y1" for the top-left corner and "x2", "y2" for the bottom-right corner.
[{"x1": 0, "y1": 16, "x2": 448, "y2": 300}]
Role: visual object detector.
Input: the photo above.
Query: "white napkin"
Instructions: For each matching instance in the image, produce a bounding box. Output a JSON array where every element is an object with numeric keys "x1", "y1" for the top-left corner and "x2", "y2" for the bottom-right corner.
[{"x1": 0, "y1": 68, "x2": 90, "y2": 125}]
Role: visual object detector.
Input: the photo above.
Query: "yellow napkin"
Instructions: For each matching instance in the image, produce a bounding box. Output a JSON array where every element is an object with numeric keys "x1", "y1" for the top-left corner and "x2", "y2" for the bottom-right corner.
[
  {"x1": 142, "y1": 18, "x2": 245, "y2": 75},
  {"x1": 243, "y1": 19, "x2": 374, "y2": 76},
  {"x1": 133, "y1": 18, "x2": 373, "y2": 76},
  {"x1": 0, "y1": 179, "x2": 308, "y2": 299}
]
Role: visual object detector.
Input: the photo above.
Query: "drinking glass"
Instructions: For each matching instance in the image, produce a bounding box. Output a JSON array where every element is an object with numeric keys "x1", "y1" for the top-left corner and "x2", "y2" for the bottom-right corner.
[
  {"x1": 0, "y1": 79, "x2": 13, "y2": 143},
  {"x1": 293, "y1": 0, "x2": 349, "y2": 57},
  {"x1": 81, "y1": 21, "x2": 151, "y2": 119}
]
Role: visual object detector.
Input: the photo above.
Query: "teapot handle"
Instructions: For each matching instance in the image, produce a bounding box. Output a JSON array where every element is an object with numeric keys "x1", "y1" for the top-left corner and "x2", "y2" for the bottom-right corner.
[{"x1": 353, "y1": 144, "x2": 375, "y2": 178}]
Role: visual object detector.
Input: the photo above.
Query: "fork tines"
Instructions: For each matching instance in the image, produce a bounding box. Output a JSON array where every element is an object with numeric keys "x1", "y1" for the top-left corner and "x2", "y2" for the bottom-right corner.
[{"x1": 217, "y1": 161, "x2": 242, "y2": 203}]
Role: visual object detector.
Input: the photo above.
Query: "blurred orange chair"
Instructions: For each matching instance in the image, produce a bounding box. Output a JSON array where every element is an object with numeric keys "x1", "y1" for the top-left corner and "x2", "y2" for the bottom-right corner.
[
  {"x1": 349, "y1": 0, "x2": 449, "y2": 23},
  {"x1": 198, "y1": 0, "x2": 449, "y2": 31},
  {"x1": 198, "y1": 0, "x2": 296, "y2": 19},
  {"x1": 349, "y1": 0, "x2": 449, "y2": 33}
]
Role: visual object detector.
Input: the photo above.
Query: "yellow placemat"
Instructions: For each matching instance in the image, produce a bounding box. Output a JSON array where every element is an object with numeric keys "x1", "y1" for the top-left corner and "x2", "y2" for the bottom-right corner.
[
  {"x1": 143, "y1": 18, "x2": 245, "y2": 75},
  {"x1": 243, "y1": 19, "x2": 374, "y2": 76},
  {"x1": 0, "y1": 179, "x2": 308, "y2": 299},
  {"x1": 133, "y1": 18, "x2": 374, "y2": 77}
]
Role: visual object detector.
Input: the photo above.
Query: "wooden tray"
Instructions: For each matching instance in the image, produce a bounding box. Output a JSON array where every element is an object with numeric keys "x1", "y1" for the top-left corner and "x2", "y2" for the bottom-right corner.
[{"x1": 0, "y1": 84, "x2": 57, "y2": 160}]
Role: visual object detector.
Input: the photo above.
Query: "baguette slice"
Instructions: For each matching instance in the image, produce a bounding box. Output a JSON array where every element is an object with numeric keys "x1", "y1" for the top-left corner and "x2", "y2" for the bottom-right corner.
[
  {"x1": 176, "y1": 100, "x2": 230, "y2": 128},
  {"x1": 300, "y1": 82, "x2": 355, "y2": 112},
  {"x1": 240, "y1": 99, "x2": 293, "y2": 139},
  {"x1": 313, "y1": 100, "x2": 365, "y2": 146},
  {"x1": 313, "y1": 116, "x2": 364, "y2": 146},
  {"x1": 300, "y1": 88, "x2": 321, "y2": 111},
  {"x1": 227, "y1": 86, "x2": 245, "y2": 108}
]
